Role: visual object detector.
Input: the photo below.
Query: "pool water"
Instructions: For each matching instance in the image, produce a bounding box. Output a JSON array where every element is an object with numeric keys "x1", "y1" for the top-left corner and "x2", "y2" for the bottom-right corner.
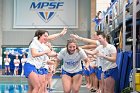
[{"x1": 0, "y1": 84, "x2": 28, "y2": 93}]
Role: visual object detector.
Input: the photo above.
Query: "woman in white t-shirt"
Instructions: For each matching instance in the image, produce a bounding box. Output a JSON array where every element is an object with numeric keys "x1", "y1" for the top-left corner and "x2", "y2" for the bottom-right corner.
[
  {"x1": 24, "y1": 28, "x2": 67, "y2": 93},
  {"x1": 24, "y1": 30, "x2": 52, "y2": 93},
  {"x1": 56, "y1": 38, "x2": 90, "y2": 93},
  {"x1": 14, "y1": 55, "x2": 20, "y2": 75},
  {"x1": 85, "y1": 32, "x2": 117, "y2": 93},
  {"x1": 21, "y1": 54, "x2": 27, "y2": 76},
  {"x1": 4, "y1": 53, "x2": 11, "y2": 75}
]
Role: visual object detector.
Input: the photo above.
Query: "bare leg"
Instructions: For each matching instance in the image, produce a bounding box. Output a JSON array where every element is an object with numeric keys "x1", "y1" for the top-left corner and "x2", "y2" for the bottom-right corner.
[
  {"x1": 85, "y1": 75, "x2": 91, "y2": 89},
  {"x1": 62, "y1": 75, "x2": 72, "y2": 93},
  {"x1": 8, "y1": 67, "x2": 10, "y2": 74},
  {"x1": 104, "y1": 77, "x2": 115, "y2": 93},
  {"x1": 90, "y1": 73, "x2": 98, "y2": 90},
  {"x1": 72, "y1": 74, "x2": 83, "y2": 93},
  {"x1": 28, "y1": 72, "x2": 41, "y2": 93}
]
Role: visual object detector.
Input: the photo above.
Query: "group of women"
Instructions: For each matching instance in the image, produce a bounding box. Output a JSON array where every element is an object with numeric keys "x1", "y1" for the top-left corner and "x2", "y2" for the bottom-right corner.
[
  {"x1": 24, "y1": 28, "x2": 118, "y2": 93},
  {"x1": 70, "y1": 31, "x2": 118, "y2": 93}
]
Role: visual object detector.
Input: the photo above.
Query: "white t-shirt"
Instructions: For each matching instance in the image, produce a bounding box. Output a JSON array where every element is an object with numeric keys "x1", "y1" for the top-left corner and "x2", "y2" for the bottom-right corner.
[
  {"x1": 96, "y1": 40, "x2": 100, "y2": 46},
  {"x1": 95, "y1": 44, "x2": 117, "y2": 71},
  {"x1": 27, "y1": 39, "x2": 49, "y2": 69},
  {"x1": 21, "y1": 58, "x2": 27, "y2": 66},
  {"x1": 96, "y1": 56, "x2": 102, "y2": 67},
  {"x1": 4, "y1": 58, "x2": 11, "y2": 65},
  {"x1": 14, "y1": 59, "x2": 20, "y2": 67},
  {"x1": 57, "y1": 48, "x2": 88, "y2": 73}
]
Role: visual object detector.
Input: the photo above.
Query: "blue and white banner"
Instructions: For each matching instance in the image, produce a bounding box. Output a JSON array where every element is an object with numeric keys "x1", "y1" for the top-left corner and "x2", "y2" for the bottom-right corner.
[{"x1": 14, "y1": 0, "x2": 78, "y2": 28}]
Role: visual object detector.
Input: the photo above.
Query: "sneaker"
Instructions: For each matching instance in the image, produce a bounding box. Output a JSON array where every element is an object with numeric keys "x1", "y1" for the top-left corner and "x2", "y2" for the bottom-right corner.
[{"x1": 90, "y1": 88, "x2": 96, "y2": 92}]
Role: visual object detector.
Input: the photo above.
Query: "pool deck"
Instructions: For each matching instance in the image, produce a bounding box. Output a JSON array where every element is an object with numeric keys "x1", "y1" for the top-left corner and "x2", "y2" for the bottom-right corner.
[{"x1": 0, "y1": 75, "x2": 93, "y2": 93}]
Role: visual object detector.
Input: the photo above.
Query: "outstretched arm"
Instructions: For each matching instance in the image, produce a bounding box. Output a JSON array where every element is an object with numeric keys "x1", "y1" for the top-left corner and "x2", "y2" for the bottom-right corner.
[
  {"x1": 84, "y1": 49, "x2": 98, "y2": 56},
  {"x1": 70, "y1": 34, "x2": 98, "y2": 45},
  {"x1": 80, "y1": 44, "x2": 97, "y2": 49},
  {"x1": 47, "y1": 27, "x2": 67, "y2": 40}
]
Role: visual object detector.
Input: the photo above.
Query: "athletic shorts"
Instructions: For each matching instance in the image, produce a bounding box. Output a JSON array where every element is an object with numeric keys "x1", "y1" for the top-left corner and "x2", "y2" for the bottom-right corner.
[
  {"x1": 83, "y1": 66, "x2": 95, "y2": 76},
  {"x1": 37, "y1": 68, "x2": 48, "y2": 75},
  {"x1": 62, "y1": 69, "x2": 83, "y2": 77},
  {"x1": 95, "y1": 66, "x2": 103, "y2": 80},
  {"x1": 104, "y1": 67, "x2": 118, "y2": 81},
  {"x1": 24, "y1": 63, "x2": 38, "y2": 78}
]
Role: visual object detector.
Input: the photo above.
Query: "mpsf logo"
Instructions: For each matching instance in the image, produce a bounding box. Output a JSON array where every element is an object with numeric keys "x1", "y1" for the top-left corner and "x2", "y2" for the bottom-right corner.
[{"x1": 30, "y1": 1, "x2": 64, "y2": 23}]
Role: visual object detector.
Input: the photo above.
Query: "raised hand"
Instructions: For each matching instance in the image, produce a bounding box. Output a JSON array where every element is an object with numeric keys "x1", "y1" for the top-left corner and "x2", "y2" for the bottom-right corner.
[
  {"x1": 70, "y1": 34, "x2": 79, "y2": 39},
  {"x1": 97, "y1": 52, "x2": 105, "y2": 58},
  {"x1": 60, "y1": 27, "x2": 67, "y2": 36}
]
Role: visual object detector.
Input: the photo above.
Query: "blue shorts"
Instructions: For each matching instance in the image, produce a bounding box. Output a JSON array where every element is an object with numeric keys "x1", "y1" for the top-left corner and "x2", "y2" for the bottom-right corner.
[
  {"x1": 95, "y1": 66, "x2": 103, "y2": 80},
  {"x1": 24, "y1": 63, "x2": 38, "y2": 78},
  {"x1": 83, "y1": 66, "x2": 95, "y2": 76},
  {"x1": 104, "y1": 67, "x2": 118, "y2": 81},
  {"x1": 5, "y1": 65, "x2": 10, "y2": 68},
  {"x1": 37, "y1": 68, "x2": 48, "y2": 75},
  {"x1": 62, "y1": 69, "x2": 83, "y2": 77}
]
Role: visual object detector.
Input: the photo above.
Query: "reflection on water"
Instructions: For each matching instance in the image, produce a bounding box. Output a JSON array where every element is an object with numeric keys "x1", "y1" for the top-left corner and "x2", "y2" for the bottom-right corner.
[{"x1": 0, "y1": 84, "x2": 28, "y2": 93}]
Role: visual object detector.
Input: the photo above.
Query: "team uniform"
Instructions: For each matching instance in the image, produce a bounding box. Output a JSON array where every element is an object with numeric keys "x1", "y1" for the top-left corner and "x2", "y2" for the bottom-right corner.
[
  {"x1": 57, "y1": 48, "x2": 88, "y2": 77},
  {"x1": 24, "y1": 38, "x2": 49, "y2": 78},
  {"x1": 89, "y1": 41, "x2": 101, "y2": 78},
  {"x1": 94, "y1": 56, "x2": 103, "y2": 80},
  {"x1": 4, "y1": 58, "x2": 11, "y2": 68},
  {"x1": 21, "y1": 57, "x2": 27, "y2": 75},
  {"x1": 14, "y1": 59, "x2": 20, "y2": 70},
  {"x1": 21, "y1": 58, "x2": 27, "y2": 67},
  {"x1": 95, "y1": 44, "x2": 118, "y2": 80},
  {"x1": 83, "y1": 40, "x2": 101, "y2": 79},
  {"x1": 82, "y1": 61, "x2": 95, "y2": 76}
]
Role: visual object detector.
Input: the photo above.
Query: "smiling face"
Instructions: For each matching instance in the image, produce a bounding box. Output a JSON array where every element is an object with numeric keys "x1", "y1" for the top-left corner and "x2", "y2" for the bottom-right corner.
[
  {"x1": 97, "y1": 33, "x2": 108, "y2": 46},
  {"x1": 35, "y1": 30, "x2": 49, "y2": 44},
  {"x1": 66, "y1": 38, "x2": 78, "y2": 54},
  {"x1": 98, "y1": 35, "x2": 105, "y2": 44},
  {"x1": 39, "y1": 32, "x2": 49, "y2": 43},
  {"x1": 67, "y1": 42, "x2": 77, "y2": 54}
]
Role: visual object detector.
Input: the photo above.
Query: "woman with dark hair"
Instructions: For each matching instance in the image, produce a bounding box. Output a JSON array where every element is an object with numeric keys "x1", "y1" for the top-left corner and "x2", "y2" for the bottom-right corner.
[
  {"x1": 55, "y1": 38, "x2": 90, "y2": 93},
  {"x1": 24, "y1": 28, "x2": 67, "y2": 93},
  {"x1": 85, "y1": 32, "x2": 117, "y2": 93}
]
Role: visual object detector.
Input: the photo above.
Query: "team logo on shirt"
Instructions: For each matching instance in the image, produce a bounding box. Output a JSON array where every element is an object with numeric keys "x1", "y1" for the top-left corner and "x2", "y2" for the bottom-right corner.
[{"x1": 30, "y1": 0, "x2": 64, "y2": 23}]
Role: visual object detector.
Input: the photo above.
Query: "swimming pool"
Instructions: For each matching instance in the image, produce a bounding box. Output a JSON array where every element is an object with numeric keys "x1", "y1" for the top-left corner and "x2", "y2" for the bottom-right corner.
[
  {"x1": 0, "y1": 84, "x2": 28, "y2": 93},
  {"x1": 0, "y1": 78, "x2": 90, "y2": 93}
]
